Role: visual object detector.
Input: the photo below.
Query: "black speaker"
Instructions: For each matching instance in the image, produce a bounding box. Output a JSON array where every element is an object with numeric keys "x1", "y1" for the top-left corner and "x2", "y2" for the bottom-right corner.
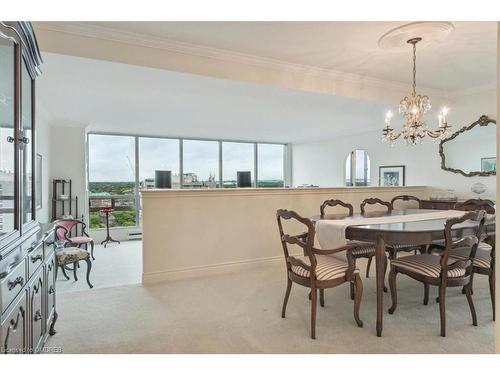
[
  {"x1": 237, "y1": 171, "x2": 252, "y2": 188},
  {"x1": 155, "y1": 170, "x2": 172, "y2": 189}
]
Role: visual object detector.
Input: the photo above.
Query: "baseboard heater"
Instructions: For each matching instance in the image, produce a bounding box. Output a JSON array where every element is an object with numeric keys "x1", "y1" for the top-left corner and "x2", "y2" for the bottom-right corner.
[{"x1": 128, "y1": 231, "x2": 143, "y2": 240}]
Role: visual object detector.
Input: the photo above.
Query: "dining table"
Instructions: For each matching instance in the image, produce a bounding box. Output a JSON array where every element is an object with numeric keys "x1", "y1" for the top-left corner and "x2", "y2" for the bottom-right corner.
[{"x1": 310, "y1": 208, "x2": 495, "y2": 337}]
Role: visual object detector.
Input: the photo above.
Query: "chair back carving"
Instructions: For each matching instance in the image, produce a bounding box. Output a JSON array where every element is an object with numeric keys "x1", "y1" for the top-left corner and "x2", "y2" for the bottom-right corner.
[
  {"x1": 454, "y1": 199, "x2": 495, "y2": 214},
  {"x1": 320, "y1": 199, "x2": 354, "y2": 217},
  {"x1": 54, "y1": 219, "x2": 89, "y2": 243},
  {"x1": 390, "y1": 195, "x2": 422, "y2": 209},
  {"x1": 360, "y1": 198, "x2": 392, "y2": 215},
  {"x1": 441, "y1": 211, "x2": 486, "y2": 280},
  {"x1": 54, "y1": 219, "x2": 77, "y2": 242},
  {"x1": 276, "y1": 209, "x2": 316, "y2": 271}
]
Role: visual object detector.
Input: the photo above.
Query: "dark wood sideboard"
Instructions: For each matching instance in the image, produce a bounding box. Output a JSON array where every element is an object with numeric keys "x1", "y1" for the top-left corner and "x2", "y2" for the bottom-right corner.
[
  {"x1": 421, "y1": 199, "x2": 460, "y2": 210},
  {"x1": 0, "y1": 22, "x2": 56, "y2": 354}
]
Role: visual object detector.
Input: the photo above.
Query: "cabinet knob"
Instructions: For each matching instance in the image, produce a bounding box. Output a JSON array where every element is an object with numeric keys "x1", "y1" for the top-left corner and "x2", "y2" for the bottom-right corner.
[
  {"x1": 34, "y1": 310, "x2": 42, "y2": 322},
  {"x1": 31, "y1": 254, "x2": 43, "y2": 263},
  {"x1": 49, "y1": 286, "x2": 55, "y2": 294},
  {"x1": 7, "y1": 276, "x2": 24, "y2": 291}
]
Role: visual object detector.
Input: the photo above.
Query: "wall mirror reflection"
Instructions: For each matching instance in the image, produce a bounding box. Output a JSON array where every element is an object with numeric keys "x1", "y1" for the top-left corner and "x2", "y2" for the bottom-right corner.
[{"x1": 440, "y1": 115, "x2": 496, "y2": 177}]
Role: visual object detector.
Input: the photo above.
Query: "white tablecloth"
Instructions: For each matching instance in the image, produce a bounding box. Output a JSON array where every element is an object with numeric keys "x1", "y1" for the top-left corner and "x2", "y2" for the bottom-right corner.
[{"x1": 315, "y1": 210, "x2": 467, "y2": 250}]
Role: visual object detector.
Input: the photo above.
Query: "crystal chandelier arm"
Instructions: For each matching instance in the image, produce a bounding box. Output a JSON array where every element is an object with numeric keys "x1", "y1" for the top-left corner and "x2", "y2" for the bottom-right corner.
[{"x1": 381, "y1": 36, "x2": 450, "y2": 145}]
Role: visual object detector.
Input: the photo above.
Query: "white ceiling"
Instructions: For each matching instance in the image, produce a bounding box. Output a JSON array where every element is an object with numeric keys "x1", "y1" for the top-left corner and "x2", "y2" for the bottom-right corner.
[
  {"x1": 38, "y1": 53, "x2": 390, "y2": 143},
  {"x1": 35, "y1": 22, "x2": 496, "y2": 144},
  {"x1": 81, "y1": 21, "x2": 497, "y2": 92}
]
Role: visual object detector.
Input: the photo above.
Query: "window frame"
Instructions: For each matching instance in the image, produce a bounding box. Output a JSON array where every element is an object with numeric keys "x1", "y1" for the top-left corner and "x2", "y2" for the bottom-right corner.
[
  {"x1": 345, "y1": 149, "x2": 371, "y2": 187},
  {"x1": 86, "y1": 131, "x2": 288, "y2": 229}
]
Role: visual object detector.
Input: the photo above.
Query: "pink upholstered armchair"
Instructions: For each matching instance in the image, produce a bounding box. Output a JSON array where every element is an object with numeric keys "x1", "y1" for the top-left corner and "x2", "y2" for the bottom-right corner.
[{"x1": 54, "y1": 219, "x2": 95, "y2": 260}]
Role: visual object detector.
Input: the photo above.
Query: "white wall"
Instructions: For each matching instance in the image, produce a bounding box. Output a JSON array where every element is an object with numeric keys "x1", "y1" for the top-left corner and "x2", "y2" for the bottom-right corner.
[
  {"x1": 35, "y1": 105, "x2": 52, "y2": 222},
  {"x1": 49, "y1": 125, "x2": 88, "y2": 221},
  {"x1": 292, "y1": 89, "x2": 497, "y2": 200},
  {"x1": 142, "y1": 186, "x2": 430, "y2": 283}
]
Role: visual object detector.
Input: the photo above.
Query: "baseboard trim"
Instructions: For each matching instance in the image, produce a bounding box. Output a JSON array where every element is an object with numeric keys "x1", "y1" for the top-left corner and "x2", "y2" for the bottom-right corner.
[{"x1": 142, "y1": 254, "x2": 297, "y2": 284}]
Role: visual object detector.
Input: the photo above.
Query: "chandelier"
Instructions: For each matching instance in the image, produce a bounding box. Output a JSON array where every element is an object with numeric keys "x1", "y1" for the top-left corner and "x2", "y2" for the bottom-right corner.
[{"x1": 382, "y1": 37, "x2": 451, "y2": 145}]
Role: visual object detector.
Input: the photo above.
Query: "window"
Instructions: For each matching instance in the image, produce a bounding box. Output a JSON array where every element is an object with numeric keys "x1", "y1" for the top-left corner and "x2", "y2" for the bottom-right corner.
[
  {"x1": 22, "y1": 61, "x2": 33, "y2": 224},
  {"x1": 0, "y1": 38, "x2": 15, "y2": 236},
  {"x1": 257, "y1": 144, "x2": 284, "y2": 187},
  {"x1": 222, "y1": 142, "x2": 254, "y2": 188},
  {"x1": 139, "y1": 138, "x2": 180, "y2": 189},
  {"x1": 345, "y1": 149, "x2": 370, "y2": 186},
  {"x1": 182, "y1": 140, "x2": 219, "y2": 188},
  {"x1": 88, "y1": 134, "x2": 137, "y2": 229},
  {"x1": 87, "y1": 133, "x2": 287, "y2": 229}
]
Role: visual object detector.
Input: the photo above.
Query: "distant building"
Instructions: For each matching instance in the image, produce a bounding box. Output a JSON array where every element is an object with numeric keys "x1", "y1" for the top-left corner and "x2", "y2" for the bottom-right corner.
[{"x1": 141, "y1": 178, "x2": 155, "y2": 189}]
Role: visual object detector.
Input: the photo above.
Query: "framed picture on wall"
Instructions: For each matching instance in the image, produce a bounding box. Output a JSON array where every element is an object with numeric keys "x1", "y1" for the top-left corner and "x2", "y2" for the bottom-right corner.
[
  {"x1": 36, "y1": 153, "x2": 42, "y2": 209},
  {"x1": 481, "y1": 157, "x2": 496, "y2": 173},
  {"x1": 379, "y1": 165, "x2": 405, "y2": 187}
]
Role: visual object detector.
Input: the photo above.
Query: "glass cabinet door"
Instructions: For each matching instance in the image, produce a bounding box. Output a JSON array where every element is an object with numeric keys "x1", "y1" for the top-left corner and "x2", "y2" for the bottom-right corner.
[
  {"x1": 21, "y1": 59, "x2": 33, "y2": 224},
  {"x1": 0, "y1": 37, "x2": 16, "y2": 238}
]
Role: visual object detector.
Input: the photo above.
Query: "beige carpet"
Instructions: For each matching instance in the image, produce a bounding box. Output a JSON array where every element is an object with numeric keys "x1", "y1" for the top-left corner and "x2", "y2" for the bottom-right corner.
[
  {"x1": 46, "y1": 249, "x2": 495, "y2": 354},
  {"x1": 56, "y1": 241, "x2": 142, "y2": 293}
]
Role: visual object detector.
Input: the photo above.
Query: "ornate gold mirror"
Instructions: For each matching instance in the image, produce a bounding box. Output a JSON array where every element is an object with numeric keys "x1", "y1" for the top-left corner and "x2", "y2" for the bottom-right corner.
[{"x1": 439, "y1": 115, "x2": 496, "y2": 177}]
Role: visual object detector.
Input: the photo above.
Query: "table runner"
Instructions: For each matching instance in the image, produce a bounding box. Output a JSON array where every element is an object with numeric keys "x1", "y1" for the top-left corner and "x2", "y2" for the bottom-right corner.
[{"x1": 316, "y1": 210, "x2": 467, "y2": 250}]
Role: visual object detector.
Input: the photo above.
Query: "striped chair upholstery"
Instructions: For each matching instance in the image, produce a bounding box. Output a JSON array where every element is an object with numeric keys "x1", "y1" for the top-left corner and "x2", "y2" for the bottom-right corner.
[
  {"x1": 351, "y1": 245, "x2": 375, "y2": 257},
  {"x1": 291, "y1": 254, "x2": 359, "y2": 281},
  {"x1": 350, "y1": 242, "x2": 418, "y2": 257},
  {"x1": 449, "y1": 247, "x2": 492, "y2": 269},
  {"x1": 390, "y1": 253, "x2": 466, "y2": 278}
]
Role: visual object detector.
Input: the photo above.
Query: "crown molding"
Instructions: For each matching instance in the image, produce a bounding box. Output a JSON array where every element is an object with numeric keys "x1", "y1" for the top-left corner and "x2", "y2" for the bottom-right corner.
[{"x1": 34, "y1": 22, "x2": 457, "y2": 99}]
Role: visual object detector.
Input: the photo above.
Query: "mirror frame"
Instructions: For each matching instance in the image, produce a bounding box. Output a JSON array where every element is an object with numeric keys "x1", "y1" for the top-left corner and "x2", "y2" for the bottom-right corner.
[{"x1": 439, "y1": 115, "x2": 496, "y2": 177}]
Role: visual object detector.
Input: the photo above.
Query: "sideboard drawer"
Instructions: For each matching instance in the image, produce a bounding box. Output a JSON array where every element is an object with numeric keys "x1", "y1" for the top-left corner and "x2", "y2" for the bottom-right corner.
[
  {"x1": 1, "y1": 259, "x2": 27, "y2": 314},
  {"x1": 27, "y1": 244, "x2": 44, "y2": 279}
]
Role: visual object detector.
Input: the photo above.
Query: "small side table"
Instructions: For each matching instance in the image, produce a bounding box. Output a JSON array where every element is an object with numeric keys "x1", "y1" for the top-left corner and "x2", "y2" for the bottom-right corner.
[{"x1": 100, "y1": 207, "x2": 120, "y2": 247}]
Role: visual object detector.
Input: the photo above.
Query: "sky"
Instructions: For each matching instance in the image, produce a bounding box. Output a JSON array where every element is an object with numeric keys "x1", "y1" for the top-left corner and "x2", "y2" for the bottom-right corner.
[{"x1": 88, "y1": 134, "x2": 284, "y2": 182}]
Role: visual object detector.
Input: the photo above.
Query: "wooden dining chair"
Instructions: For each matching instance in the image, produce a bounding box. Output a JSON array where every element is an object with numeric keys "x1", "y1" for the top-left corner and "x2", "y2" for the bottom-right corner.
[
  {"x1": 359, "y1": 197, "x2": 420, "y2": 280},
  {"x1": 449, "y1": 199, "x2": 495, "y2": 320},
  {"x1": 455, "y1": 199, "x2": 495, "y2": 214},
  {"x1": 388, "y1": 211, "x2": 486, "y2": 337},
  {"x1": 360, "y1": 198, "x2": 392, "y2": 215},
  {"x1": 390, "y1": 195, "x2": 425, "y2": 256},
  {"x1": 358, "y1": 198, "x2": 392, "y2": 278},
  {"x1": 320, "y1": 199, "x2": 377, "y2": 289},
  {"x1": 320, "y1": 199, "x2": 354, "y2": 217},
  {"x1": 390, "y1": 195, "x2": 422, "y2": 209},
  {"x1": 276, "y1": 209, "x2": 364, "y2": 339},
  {"x1": 361, "y1": 197, "x2": 422, "y2": 266}
]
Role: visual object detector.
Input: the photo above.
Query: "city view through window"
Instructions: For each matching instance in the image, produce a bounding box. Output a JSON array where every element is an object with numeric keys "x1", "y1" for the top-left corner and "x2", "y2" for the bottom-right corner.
[{"x1": 88, "y1": 134, "x2": 286, "y2": 229}]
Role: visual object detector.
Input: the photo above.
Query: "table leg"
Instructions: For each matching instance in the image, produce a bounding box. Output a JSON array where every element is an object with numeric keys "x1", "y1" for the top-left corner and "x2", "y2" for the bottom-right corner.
[{"x1": 375, "y1": 235, "x2": 385, "y2": 337}]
